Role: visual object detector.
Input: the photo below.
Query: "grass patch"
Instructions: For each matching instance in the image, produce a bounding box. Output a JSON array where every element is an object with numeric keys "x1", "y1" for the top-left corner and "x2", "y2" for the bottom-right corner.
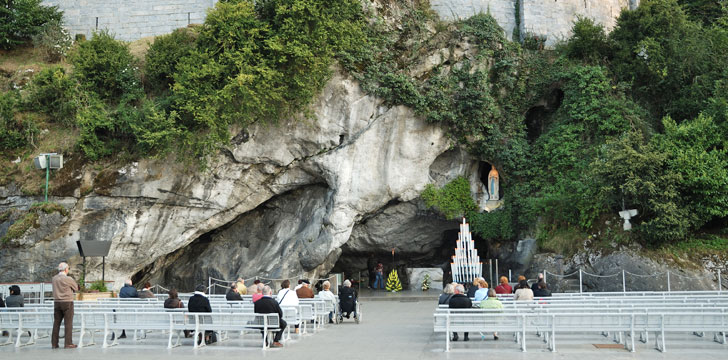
[
  {"x1": 1, "y1": 211, "x2": 39, "y2": 243},
  {"x1": 537, "y1": 227, "x2": 587, "y2": 258},
  {"x1": 0, "y1": 202, "x2": 67, "y2": 244}
]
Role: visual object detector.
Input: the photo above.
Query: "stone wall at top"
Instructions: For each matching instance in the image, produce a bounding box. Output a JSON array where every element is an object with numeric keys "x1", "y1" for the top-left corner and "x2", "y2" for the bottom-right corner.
[
  {"x1": 44, "y1": 0, "x2": 639, "y2": 45},
  {"x1": 430, "y1": 0, "x2": 639, "y2": 45},
  {"x1": 43, "y1": 0, "x2": 218, "y2": 41},
  {"x1": 429, "y1": 0, "x2": 517, "y2": 39},
  {"x1": 519, "y1": 0, "x2": 636, "y2": 46}
]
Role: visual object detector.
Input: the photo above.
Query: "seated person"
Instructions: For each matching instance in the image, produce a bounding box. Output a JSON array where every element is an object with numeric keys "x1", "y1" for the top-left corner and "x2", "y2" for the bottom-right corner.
[
  {"x1": 531, "y1": 273, "x2": 544, "y2": 291},
  {"x1": 236, "y1": 278, "x2": 247, "y2": 295},
  {"x1": 188, "y1": 284, "x2": 215, "y2": 344},
  {"x1": 494, "y1": 276, "x2": 512, "y2": 294},
  {"x1": 226, "y1": 284, "x2": 243, "y2": 301},
  {"x1": 164, "y1": 289, "x2": 190, "y2": 338},
  {"x1": 513, "y1": 275, "x2": 526, "y2": 293},
  {"x1": 438, "y1": 283, "x2": 454, "y2": 305},
  {"x1": 317, "y1": 281, "x2": 337, "y2": 323},
  {"x1": 514, "y1": 280, "x2": 534, "y2": 301},
  {"x1": 466, "y1": 277, "x2": 480, "y2": 298},
  {"x1": 449, "y1": 284, "x2": 472, "y2": 341},
  {"x1": 138, "y1": 282, "x2": 155, "y2": 298},
  {"x1": 5, "y1": 285, "x2": 24, "y2": 307},
  {"x1": 473, "y1": 279, "x2": 489, "y2": 302},
  {"x1": 296, "y1": 279, "x2": 314, "y2": 298},
  {"x1": 479, "y1": 288, "x2": 502, "y2": 340},
  {"x1": 277, "y1": 280, "x2": 299, "y2": 307},
  {"x1": 252, "y1": 283, "x2": 264, "y2": 302},
  {"x1": 254, "y1": 285, "x2": 286, "y2": 348},
  {"x1": 338, "y1": 280, "x2": 357, "y2": 318},
  {"x1": 533, "y1": 281, "x2": 552, "y2": 297}
]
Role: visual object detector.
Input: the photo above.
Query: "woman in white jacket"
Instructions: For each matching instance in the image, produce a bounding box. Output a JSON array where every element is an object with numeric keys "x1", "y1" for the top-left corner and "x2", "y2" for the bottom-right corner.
[
  {"x1": 317, "y1": 280, "x2": 337, "y2": 323},
  {"x1": 277, "y1": 279, "x2": 299, "y2": 307}
]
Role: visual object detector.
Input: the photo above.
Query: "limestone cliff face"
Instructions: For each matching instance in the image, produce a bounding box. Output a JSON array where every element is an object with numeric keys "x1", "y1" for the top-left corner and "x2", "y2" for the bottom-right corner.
[{"x1": 0, "y1": 68, "x2": 480, "y2": 289}]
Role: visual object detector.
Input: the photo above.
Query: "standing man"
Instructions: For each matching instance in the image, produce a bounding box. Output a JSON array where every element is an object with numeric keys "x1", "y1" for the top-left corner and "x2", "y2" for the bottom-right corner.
[{"x1": 52, "y1": 262, "x2": 78, "y2": 349}]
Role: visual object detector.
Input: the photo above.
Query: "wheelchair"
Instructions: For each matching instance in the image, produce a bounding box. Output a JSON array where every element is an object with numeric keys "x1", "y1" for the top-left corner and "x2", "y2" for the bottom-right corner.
[{"x1": 336, "y1": 299, "x2": 361, "y2": 324}]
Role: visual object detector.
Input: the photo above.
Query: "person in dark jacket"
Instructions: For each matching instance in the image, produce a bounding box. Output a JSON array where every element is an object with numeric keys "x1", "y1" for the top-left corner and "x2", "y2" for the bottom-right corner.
[
  {"x1": 438, "y1": 283, "x2": 454, "y2": 305},
  {"x1": 254, "y1": 285, "x2": 286, "y2": 347},
  {"x1": 164, "y1": 288, "x2": 190, "y2": 338},
  {"x1": 188, "y1": 284, "x2": 215, "y2": 344},
  {"x1": 449, "y1": 284, "x2": 472, "y2": 342},
  {"x1": 119, "y1": 279, "x2": 138, "y2": 298},
  {"x1": 226, "y1": 285, "x2": 243, "y2": 301},
  {"x1": 533, "y1": 281, "x2": 552, "y2": 297},
  {"x1": 466, "y1": 278, "x2": 480, "y2": 298},
  {"x1": 117, "y1": 279, "x2": 138, "y2": 339},
  {"x1": 0, "y1": 294, "x2": 4, "y2": 307},
  {"x1": 531, "y1": 273, "x2": 544, "y2": 291},
  {"x1": 339, "y1": 280, "x2": 357, "y2": 318},
  {"x1": 5, "y1": 285, "x2": 24, "y2": 307}
]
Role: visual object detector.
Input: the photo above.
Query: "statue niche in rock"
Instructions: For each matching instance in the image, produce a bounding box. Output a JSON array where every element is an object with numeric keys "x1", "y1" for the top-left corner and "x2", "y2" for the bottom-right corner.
[{"x1": 488, "y1": 166, "x2": 499, "y2": 201}]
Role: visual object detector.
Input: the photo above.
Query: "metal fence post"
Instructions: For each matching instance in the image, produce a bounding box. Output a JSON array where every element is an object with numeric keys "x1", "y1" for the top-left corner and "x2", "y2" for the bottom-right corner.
[
  {"x1": 543, "y1": 270, "x2": 547, "y2": 285},
  {"x1": 667, "y1": 271, "x2": 671, "y2": 292},
  {"x1": 495, "y1": 259, "x2": 499, "y2": 283},
  {"x1": 579, "y1": 269, "x2": 583, "y2": 293},
  {"x1": 718, "y1": 269, "x2": 722, "y2": 293},
  {"x1": 622, "y1": 270, "x2": 626, "y2": 293},
  {"x1": 509, "y1": 269, "x2": 512, "y2": 283}
]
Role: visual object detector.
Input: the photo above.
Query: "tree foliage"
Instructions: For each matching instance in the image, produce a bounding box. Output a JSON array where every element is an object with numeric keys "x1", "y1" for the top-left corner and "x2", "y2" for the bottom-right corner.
[{"x1": 0, "y1": 0, "x2": 62, "y2": 49}]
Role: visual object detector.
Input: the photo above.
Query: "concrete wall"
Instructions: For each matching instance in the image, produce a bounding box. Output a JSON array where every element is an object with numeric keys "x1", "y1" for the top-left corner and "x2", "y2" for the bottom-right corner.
[
  {"x1": 43, "y1": 0, "x2": 218, "y2": 41},
  {"x1": 43, "y1": 0, "x2": 639, "y2": 45},
  {"x1": 519, "y1": 0, "x2": 635, "y2": 46},
  {"x1": 430, "y1": 0, "x2": 517, "y2": 40},
  {"x1": 430, "y1": 0, "x2": 639, "y2": 46}
]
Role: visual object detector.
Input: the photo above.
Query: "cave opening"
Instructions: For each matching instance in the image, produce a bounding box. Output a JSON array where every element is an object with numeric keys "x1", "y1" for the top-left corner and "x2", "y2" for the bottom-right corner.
[
  {"x1": 330, "y1": 227, "x2": 490, "y2": 290},
  {"x1": 525, "y1": 88, "x2": 564, "y2": 142}
]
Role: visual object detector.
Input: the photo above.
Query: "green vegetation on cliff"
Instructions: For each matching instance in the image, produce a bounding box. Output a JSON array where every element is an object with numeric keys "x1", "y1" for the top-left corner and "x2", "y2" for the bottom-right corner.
[{"x1": 1, "y1": 0, "x2": 726, "y2": 250}]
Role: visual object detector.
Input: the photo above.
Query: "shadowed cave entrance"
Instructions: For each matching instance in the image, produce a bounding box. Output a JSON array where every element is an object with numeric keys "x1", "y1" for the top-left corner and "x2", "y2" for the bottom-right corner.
[{"x1": 331, "y1": 227, "x2": 490, "y2": 290}]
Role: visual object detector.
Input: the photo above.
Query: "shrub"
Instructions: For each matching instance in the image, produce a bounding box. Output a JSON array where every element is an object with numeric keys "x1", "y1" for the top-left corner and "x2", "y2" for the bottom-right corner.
[
  {"x1": 171, "y1": 0, "x2": 366, "y2": 161},
  {"x1": 69, "y1": 31, "x2": 142, "y2": 102},
  {"x1": 564, "y1": 17, "x2": 611, "y2": 62},
  {"x1": 24, "y1": 66, "x2": 79, "y2": 125},
  {"x1": 144, "y1": 27, "x2": 197, "y2": 94},
  {"x1": 88, "y1": 280, "x2": 108, "y2": 292},
  {"x1": 422, "y1": 177, "x2": 477, "y2": 219},
  {"x1": 31, "y1": 18, "x2": 72, "y2": 62},
  {"x1": 76, "y1": 97, "x2": 115, "y2": 160},
  {"x1": 0, "y1": 0, "x2": 63, "y2": 50},
  {"x1": 0, "y1": 90, "x2": 38, "y2": 150},
  {"x1": 115, "y1": 99, "x2": 180, "y2": 156}
]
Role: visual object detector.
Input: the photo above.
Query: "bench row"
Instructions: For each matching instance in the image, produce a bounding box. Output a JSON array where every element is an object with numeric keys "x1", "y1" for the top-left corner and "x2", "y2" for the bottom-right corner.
[{"x1": 433, "y1": 309, "x2": 728, "y2": 352}]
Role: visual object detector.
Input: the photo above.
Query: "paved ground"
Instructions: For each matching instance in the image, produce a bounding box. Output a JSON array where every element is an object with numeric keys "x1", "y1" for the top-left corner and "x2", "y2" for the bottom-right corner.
[{"x1": 2, "y1": 299, "x2": 727, "y2": 359}]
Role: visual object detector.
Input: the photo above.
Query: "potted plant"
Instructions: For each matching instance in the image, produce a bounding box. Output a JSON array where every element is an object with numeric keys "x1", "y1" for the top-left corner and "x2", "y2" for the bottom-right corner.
[{"x1": 76, "y1": 280, "x2": 115, "y2": 300}]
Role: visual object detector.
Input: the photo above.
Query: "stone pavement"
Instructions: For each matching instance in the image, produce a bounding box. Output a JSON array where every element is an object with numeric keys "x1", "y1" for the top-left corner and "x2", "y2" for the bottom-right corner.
[{"x1": 2, "y1": 299, "x2": 727, "y2": 360}]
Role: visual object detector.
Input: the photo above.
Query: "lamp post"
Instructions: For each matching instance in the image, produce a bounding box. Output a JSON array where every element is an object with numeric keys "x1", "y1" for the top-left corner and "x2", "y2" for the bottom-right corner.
[{"x1": 33, "y1": 153, "x2": 63, "y2": 202}]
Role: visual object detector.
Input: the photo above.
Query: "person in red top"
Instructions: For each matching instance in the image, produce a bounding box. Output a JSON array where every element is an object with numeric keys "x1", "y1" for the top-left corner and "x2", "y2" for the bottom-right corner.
[{"x1": 494, "y1": 276, "x2": 512, "y2": 294}]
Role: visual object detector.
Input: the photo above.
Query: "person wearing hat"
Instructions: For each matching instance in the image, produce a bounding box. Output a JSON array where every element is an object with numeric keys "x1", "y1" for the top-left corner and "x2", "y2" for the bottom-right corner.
[
  {"x1": 188, "y1": 284, "x2": 215, "y2": 345},
  {"x1": 296, "y1": 279, "x2": 314, "y2": 298}
]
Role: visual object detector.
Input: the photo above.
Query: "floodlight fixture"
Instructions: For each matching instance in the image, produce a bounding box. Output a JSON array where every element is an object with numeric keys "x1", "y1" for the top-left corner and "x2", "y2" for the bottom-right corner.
[{"x1": 33, "y1": 153, "x2": 63, "y2": 202}]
